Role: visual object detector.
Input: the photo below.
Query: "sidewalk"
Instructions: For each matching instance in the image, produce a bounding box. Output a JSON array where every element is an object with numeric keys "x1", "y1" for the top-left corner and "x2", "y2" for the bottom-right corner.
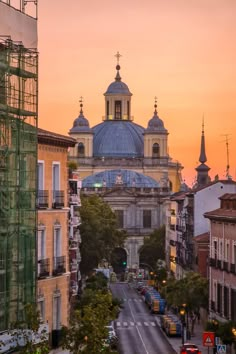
[{"x1": 155, "y1": 315, "x2": 210, "y2": 354}]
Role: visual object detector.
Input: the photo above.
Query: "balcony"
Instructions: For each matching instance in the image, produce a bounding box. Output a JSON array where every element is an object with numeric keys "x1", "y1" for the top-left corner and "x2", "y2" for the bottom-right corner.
[
  {"x1": 69, "y1": 194, "x2": 81, "y2": 206},
  {"x1": 52, "y1": 191, "x2": 65, "y2": 209},
  {"x1": 230, "y1": 263, "x2": 236, "y2": 274},
  {"x1": 176, "y1": 225, "x2": 184, "y2": 232},
  {"x1": 209, "y1": 258, "x2": 217, "y2": 268},
  {"x1": 217, "y1": 259, "x2": 222, "y2": 269},
  {"x1": 37, "y1": 190, "x2": 49, "y2": 209},
  {"x1": 70, "y1": 281, "x2": 78, "y2": 296},
  {"x1": 70, "y1": 216, "x2": 81, "y2": 227},
  {"x1": 69, "y1": 240, "x2": 78, "y2": 250},
  {"x1": 53, "y1": 256, "x2": 66, "y2": 276},
  {"x1": 169, "y1": 240, "x2": 176, "y2": 247},
  {"x1": 38, "y1": 258, "x2": 50, "y2": 278},
  {"x1": 169, "y1": 224, "x2": 176, "y2": 231},
  {"x1": 70, "y1": 259, "x2": 78, "y2": 272}
]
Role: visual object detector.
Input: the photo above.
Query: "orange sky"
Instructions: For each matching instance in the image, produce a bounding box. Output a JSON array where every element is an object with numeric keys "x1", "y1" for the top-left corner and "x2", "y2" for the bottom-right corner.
[{"x1": 38, "y1": 0, "x2": 236, "y2": 186}]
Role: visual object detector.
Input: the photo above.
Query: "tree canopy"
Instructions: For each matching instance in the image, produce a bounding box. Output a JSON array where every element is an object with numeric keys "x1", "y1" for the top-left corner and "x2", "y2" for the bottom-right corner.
[
  {"x1": 139, "y1": 226, "x2": 165, "y2": 271},
  {"x1": 79, "y1": 195, "x2": 126, "y2": 274}
]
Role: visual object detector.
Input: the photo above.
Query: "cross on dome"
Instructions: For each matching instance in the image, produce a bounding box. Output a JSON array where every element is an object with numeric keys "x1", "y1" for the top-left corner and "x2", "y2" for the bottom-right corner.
[{"x1": 115, "y1": 51, "x2": 122, "y2": 65}]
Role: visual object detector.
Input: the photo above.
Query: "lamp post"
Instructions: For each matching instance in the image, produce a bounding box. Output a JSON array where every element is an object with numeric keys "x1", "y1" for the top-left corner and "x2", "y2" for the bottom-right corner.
[{"x1": 182, "y1": 303, "x2": 191, "y2": 340}]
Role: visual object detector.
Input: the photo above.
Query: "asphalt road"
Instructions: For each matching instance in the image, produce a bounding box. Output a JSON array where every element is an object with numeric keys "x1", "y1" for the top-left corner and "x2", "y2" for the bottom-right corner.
[{"x1": 110, "y1": 282, "x2": 176, "y2": 354}]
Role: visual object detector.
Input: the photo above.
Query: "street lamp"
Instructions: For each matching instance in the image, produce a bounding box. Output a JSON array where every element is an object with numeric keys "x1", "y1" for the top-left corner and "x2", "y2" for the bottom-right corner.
[{"x1": 182, "y1": 303, "x2": 191, "y2": 340}]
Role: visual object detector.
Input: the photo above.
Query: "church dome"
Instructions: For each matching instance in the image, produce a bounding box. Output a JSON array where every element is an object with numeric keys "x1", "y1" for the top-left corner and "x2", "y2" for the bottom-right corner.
[
  {"x1": 104, "y1": 64, "x2": 132, "y2": 96},
  {"x1": 93, "y1": 120, "x2": 144, "y2": 157},
  {"x1": 82, "y1": 169, "x2": 159, "y2": 188},
  {"x1": 69, "y1": 104, "x2": 92, "y2": 133},
  {"x1": 146, "y1": 111, "x2": 167, "y2": 133}
]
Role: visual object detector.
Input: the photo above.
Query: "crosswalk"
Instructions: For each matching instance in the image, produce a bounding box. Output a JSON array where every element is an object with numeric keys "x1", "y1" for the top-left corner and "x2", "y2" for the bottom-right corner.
[
  {"x1": 115, "y1": 321, "x2": 157, "y2": 328},
  {"x1": 122, "y1": 298, "x2": 143, "y2": 302}
]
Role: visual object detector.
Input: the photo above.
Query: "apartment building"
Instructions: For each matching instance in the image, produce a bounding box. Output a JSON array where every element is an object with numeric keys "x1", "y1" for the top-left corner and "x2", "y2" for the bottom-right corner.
[
  {"x1": 37, "y1": 128, "x2": 75, "y2": 346},
  {"x1": 205, "y1": 193, "x2": 236, "y2": 322}
]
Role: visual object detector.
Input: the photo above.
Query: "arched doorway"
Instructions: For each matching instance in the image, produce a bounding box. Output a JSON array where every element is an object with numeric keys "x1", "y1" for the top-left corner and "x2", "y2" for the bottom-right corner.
[{"x1": 111, "y1": 247, "x2": 127, "y2": 275}]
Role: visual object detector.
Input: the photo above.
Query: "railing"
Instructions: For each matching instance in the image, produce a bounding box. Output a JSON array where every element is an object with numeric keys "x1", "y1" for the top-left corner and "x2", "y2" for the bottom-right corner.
[
  {"x1": 217, "y1": 259, "x2": 222, "y2": 269},
  {"x1": 169, "y1": 240, "x2": 176, "y2": 247},
  {"x1": 69, "y1": 195, "x2": 81, "y2": 205},
  {"x1": 70, "y1": 216, "x2": 81, "y2": 226},
  {"x1": 37, "y1": 190, "x2": 49, "y2": 209},
  {"x1": 38, "y1": 258, "x2": 50, "y2": 278},
  {"x1": 70, "y1": 260, "x2": 78, "y2": 272},
  {"x1": 223, "y1": 261, "x2": 229, "y2": 272},
  {"x1": 69, "y1": 240, "x2": 78, "y2": 250},
  {"x1": 70, "y1": 281, "x2": 78, "y2": 296},
  {"x1": 209, "y1": 258, "x2": 217, "y2": 268},
  {"x1": 52, "y1": 190, "x2": 64, "y2": 209},
  {"x1": 169, "y1": 224, "x2": 175, "y2": 231},
  {"x1": 53, "y1": 256, "x2": 66, "y2": 276}
]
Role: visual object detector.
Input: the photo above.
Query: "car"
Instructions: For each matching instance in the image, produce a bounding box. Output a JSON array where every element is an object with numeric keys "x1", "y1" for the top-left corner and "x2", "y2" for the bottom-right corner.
[
  {"x1": 103, "y1": 324, "x2": 118, "y2": 349},
  {"x1": 180, "y1": 343, "x2": 201, "y2": 354}
]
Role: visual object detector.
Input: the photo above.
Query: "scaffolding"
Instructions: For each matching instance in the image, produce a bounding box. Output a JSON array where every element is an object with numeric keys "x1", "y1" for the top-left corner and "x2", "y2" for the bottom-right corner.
[{"x1": 0, "y1": 36, "x2": 38, "y2": 330}]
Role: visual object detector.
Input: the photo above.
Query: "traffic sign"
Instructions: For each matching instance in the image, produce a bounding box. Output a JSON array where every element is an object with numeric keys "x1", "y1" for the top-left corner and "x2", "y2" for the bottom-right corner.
[
  {"x1": 203, "y1": 331, "x2": 215, "y2": 347},
  {"x1": 217, "y1": 344, "x2": 226, "y2": 353}
]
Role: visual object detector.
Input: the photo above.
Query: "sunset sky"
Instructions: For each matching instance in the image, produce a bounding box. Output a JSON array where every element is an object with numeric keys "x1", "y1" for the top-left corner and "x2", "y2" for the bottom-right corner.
[{"x1": 38, "y1": 0, "x2": 236, "y2": 185}]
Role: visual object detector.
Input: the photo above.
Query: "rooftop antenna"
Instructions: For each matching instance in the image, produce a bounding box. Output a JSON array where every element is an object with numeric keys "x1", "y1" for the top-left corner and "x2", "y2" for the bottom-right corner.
[{"x1": 221, "y1": 134, "x2": 231, "y2": 179}]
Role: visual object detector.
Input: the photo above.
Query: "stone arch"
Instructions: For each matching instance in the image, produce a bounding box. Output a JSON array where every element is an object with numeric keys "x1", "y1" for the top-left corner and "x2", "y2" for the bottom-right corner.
[
  {"x1": 152, "y1": 143, "x2": 160, "y2": 158},
  {"x1": 77, "y1": 142, "x2": 85, "y2": 157}
]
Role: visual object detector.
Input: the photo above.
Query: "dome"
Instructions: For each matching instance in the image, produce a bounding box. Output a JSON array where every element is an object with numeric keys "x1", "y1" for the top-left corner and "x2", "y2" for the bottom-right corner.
[
  {"x1": 82, "y1": 169, "x2": 159, "y2": 188},
  {"x1": 146, "y1": 111, "x2": 167, "y2": 133},
  {"x1": 105, "y1": 80, "x2": 132, "y2": 95},
  {"x1": 93, "y1": 121, "x2": 144, "y2": 157},
  {"x1": 69, "y1": 110, "x2": 92, "y2": 133}
]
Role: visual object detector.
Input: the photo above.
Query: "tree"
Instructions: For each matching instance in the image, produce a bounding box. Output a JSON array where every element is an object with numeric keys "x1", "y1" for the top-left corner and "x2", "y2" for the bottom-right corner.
[
  {"x1": 79, "y1": 195, "x2": 126, "y2": 274},
  {"x1": 139, "y1": 226, "x2": 166, "y2": 271},
  {"x1": 62, "y1": 290, "x2": 118, "y2": 354}
]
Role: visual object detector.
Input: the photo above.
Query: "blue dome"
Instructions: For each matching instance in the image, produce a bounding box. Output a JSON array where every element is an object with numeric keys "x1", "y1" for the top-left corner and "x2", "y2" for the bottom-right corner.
[
  {"x1": 146, "y1": 111, "x2": 167, "y2": 133},
  {"x1": 105, "y1": 80, "x2": 132, "y2": 95},
  {"x1": 69, "y1": 111, "x2": 92, "y2": 133},
  {"x1": 82, "y1": 169, "x2": 159, "y2": 188},
  {"x1": 93, "y1": 121, "x2": 144, "y2": 157}
]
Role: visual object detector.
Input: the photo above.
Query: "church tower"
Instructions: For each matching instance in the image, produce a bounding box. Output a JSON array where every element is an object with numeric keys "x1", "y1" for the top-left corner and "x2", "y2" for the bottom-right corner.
[
  {"x1": 195, "y1": 119, "x2": 210, "y2": 187},
  {"x1": 103, "y1": 52, "x2": 133, "y2": 121},
  {"x1": 69, "y1": 97, "x2": 93, "y2": 158},
  {"x1": 143, "y1": 97, "x2": 168, "y2": 159}
]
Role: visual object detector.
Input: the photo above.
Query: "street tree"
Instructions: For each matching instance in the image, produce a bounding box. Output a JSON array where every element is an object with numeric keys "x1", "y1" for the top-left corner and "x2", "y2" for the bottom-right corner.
[
  {"x1": 139, "y1": 226, "x2": 165, "y2": 271},
  {"x1": 79, "y1": 195, "x2": 126, "y2": 274}
]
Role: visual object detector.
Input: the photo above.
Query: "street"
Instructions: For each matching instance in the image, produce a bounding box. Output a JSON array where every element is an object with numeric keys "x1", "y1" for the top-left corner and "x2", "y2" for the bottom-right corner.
[{"x1": 110, "y1": 282, "x2": 176, "y2": 354}]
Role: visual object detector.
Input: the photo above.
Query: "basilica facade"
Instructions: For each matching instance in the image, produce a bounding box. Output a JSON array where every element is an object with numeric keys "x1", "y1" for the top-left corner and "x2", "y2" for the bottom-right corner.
[{"x1": 68, "y1": 57, "x2": 183, "y2": 269}]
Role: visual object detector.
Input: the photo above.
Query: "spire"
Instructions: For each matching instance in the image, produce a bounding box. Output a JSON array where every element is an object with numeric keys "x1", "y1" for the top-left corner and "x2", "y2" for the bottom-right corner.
[
  {"x1": 114, "y1": 51, "x2": 122, "y2": 81},
  {"x1": 154, "y1": 96, "x2": 158, "y2": 115},
  {"x1": 79, "y1": 96, "x2": 84, "y2": 115},
  {"x1": 199, "y1": 115, "x2": 207, "y2": 163}
]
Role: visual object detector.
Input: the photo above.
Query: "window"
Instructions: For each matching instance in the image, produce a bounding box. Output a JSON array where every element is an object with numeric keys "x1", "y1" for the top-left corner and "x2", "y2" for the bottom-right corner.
[
  {"x1": 38, "y1": 228, "x2": 46, "y2": 261},
  {"x1": 127, "y1": 101, "x2": 130, "y2": 119},
  {"x1": 78, "y1": 142, "x2": 85, "y2": 157},
  {"x1": 143, "y1": 210, "x2": 152, "y2": 228},
  {"x1": 37, "y1": 161, "x2": 44, "y2": 191},
  {"x1": 106, "y1": 101, "x2": 109, "y2": 117},
  {"x1": 52, "y1": 163, "x2": 60, "y2": 193},
  {"x1": 234, "y1": 244, "x2": 236, "y2": 264},
  {"x1": 115, "y1": 100, "x2": 122, "y2": 120},
  {"x1": 53, "y1": 294, "x2": 61, "y2": 330},
  {"x1": 115, "y1": 210, "x2": 124, "y2": 228},
  {"x1": 54, "y1": 227, "x2": 61, "y2": 258},
  {"x1": 217, "y1": 283, "x2": 222, "y2": 314},
  {"x1": 152, "y1": 143, "x2": 160, "y2": 158},
  {"x1": 225, "y1": 242, "x2": 229, "y2": 261},
  {"x1": 213, "y1": 240, "x2": 217, "y2": 259},
  {"x1": 38, "y1": 298, "x2": 45, "y2": 321}
]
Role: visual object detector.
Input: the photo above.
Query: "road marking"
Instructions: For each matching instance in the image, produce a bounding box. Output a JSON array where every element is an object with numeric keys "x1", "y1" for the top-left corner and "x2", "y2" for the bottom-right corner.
[
  {"x1": 122, "y1": 288, "x2": 150, "y2": 354},
  {"x1": 137, "y1": 322, "x2": 142, "y2": 326},
  {"x1": 151, "y1": 322, "x2": 156, "y2": 326},
  {"x1": 130, "y1": 322, "x2": 135, "y2": 326},
  {"x1": 144, "y1": 322, "x2": 149, "y2": 326},
  {"x1": 116, "y1": 322, "x2": 121, "y2": 327},
  {"x1": 123, "y1": 322, "x2": 128, "y2": 326}
]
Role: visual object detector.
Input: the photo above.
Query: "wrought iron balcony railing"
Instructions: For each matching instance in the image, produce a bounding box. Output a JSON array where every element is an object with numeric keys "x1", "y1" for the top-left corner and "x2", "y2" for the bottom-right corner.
[
  {"x1": 52, "y1": 190, "x2": 65, "y2": 209},
  {"x1": 38, "y1": 258, "x2": 50, "y2": 278},
  {"x1": 53, "y1": 256, "x2": 66, "y2": 276},
  {"x1": 37, "y1": 190, "x2": 49, "y2": 209}
]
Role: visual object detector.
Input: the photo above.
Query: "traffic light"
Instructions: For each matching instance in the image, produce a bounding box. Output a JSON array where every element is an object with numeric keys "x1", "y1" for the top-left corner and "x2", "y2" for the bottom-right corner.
[{"x1": 122, "y1": 261, "x2": 127, "y2": 266}]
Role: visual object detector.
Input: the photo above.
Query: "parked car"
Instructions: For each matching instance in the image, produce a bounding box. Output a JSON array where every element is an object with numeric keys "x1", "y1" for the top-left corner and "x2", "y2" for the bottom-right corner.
[
  {"x1": 103, "y1": 324, "x2": 118, "y2": 349},
  {"x1": 180, "y1": 343, "x2": 201, "y2": 354}
]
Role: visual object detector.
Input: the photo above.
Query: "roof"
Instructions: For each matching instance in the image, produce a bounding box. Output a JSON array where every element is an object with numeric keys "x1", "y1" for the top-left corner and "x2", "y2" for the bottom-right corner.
[
  {"x1": 204, "y1": 208, "x2": 236, "y2": 220},
  {"x1": 38, "y1": 128, "x2": 76, "y2": 147},
  {"x1": 69, "y1": 111, "x2": 92, "y2": 133},
  {"x1": 105, "y1": 80, "x2": 132, "y2": 95},
  {"x1": 92, "y1": 120, "x2": 144, "y2": 157},
  {"x1": 192, "y1": 179, "x2": 236, "y2": 193},
  {"x1": 82, "y1": 169, "x2": 159, "y2": 188},
  {"x1": 194, "y1": 232, "x2": 210, "y2": 243},
  {"x1": 146, "y1": 111, "x2": 167, "y2": 133}
]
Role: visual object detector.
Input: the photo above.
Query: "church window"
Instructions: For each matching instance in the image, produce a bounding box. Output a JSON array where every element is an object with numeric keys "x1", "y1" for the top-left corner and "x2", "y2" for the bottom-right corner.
[
  {"x1": 152, "y1": 143, "x2": 160, "y2": 158},
  {"x1": 143, "y1": 210, "x2": 151, "y2": 228},
  {"x1": 127, "y1": 101, "x2": 130, "y2": 119},
  {"x1": 106, "y1": 101, "x2": 109, "y2": 118},
  {"x1": 115, "y1": 210, "x2": 124, "y2": 228},
  {"x1": 78, "y1": 142, "x2": 85, "y2": 157},
  {"x1": 115, "y1": 100, "x2": 122, "y2": 120}
]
